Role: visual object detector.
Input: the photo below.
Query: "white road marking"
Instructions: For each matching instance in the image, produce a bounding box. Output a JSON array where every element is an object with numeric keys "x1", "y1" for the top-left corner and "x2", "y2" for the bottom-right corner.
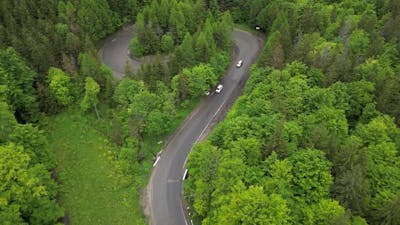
[
  {"x1": 153, "y1": 156, "x2": 161, "y2": 167},
  {"x1": 112, "y1": 38, "x2": 116, "y2": 42},
  {"x1": 196, "y1": 96, "x2": 228, "y2": 143},
  {"x1": 180, "y1": 92, "x2": 230, "y2": 224},
  {"x1": 146, "y1": 29, "x2": 261, "y2": 225},
  {"x1": 182, "y1": 169, "x2": 188, "y2": 181}
]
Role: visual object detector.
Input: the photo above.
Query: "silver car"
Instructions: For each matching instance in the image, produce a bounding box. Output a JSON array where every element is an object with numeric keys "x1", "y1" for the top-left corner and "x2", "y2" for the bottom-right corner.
[
  {"x1": 236, "y1": 60, "x2": 243, "y2": 68},
  {"x1": 215, "y1": 84, "x2": 223, "y2": 93}
]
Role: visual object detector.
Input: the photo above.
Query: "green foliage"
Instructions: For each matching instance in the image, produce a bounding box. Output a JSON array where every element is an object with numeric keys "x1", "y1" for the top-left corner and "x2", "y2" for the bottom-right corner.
[
  {"x1": 258, "y1": 31, "x2": 284, "y2": 68},
  {"x1": 146, "y1": 109, "x2": 171, "y2": 136},
  {"x1": 137, "y1": 26, "x2": 160, "y2": 55},
  {"x1": 378, "y1": 77, "x2": 400, "y2": 123},
  {"x1": 370, "y1": 191, "x2": 400, "y2": 225},
  {"x1": 0, "y1": 143, "x2": 63, "y2": 225},
  {"x1": 271, "y1": 12, "x2": 291, "y2": 53},
  {"x1": 262, "y1": 152, "x2": 294, "y2": 198},
  {"x1": 117, "y1": 137, "x2": 140, "y2": 175},
  {"x1": 309, "y1": 199, "x2": 350, "y2": 225},
  {"x1": 45, "y1": 111, "x2": 146, "y2": 225},
  {"x1": 171, "y1": 53, "x2": 227, "y2": 101},
  {"x1": 132, "y1": 0, "x2": 233, "y2": 68},
  {"x1": 231, "y1": 138, "x2": 261, "y2": 165},
  {"x1": 113, "y1": 78, "x2": 145, "y2": 105},
  {"x1": 331, "y1": 80, "x2": 375, "y2": 124},
  {"x1": 9, "y1": 124, "x2": 55, "y2": 170},
  {"x1": 212, "y1": 150, "x2": 247, "y2": 198},
  {"x1": 185, "y1": 142, "x2": 220, "y2": 217},
  {"x1": 195, "y1": 18, "x2": 217, "y2": 62},
  {"x1": 181, "y1": 64, "x2": 218, "y2": 99},
  {"x1": 114, "y1": 77, "x2": 175, "y2": 138},
  {"x1": 5, "y1": 1, "x2": 400, "y2": 225},
  {"x1": 132, "y1": 0, "x2": 207, "y2": 57},
  {"x1": 136, "y1": 58, "x2": 169, "y2": 91},
  {"x1": 349, "y1": 29, "x2": 370, "y2": 57},
  {"x1": 0, "y1": 0, "x2": 59, "y2": 72},
  {"x1": 170, "y1": 32, "x2": 196, "y2": 75},
  {"x1": 289, "y1": 149, "x2": 333, "y2": 204},
  {"x1": 298, "y1": 106, "x2": 348, "y2": 152},
  {"x1": 234, "y1": 0, "x2": 400, "y2": 127},
  {"x1": 76, "y1": 0, "x2": 119, "y2": 41},
  {"x1": 171, "y1": 73, "x2": 188, "y2": 101},
  {"x1": 209, "y1": 51, "x2": 230, "y2": 75},
  {"x1": 195, "y1": 31, "x2": 215, "y2": 63},
  {"x1": 355, "y1": 115, "x2": 400, "y2": 224},
  {"x1": 213, "y1": 11, "x2": 234, "y2": 50},
  {"x1": 130, "y1": 37, "x2": 143, "y2": 58},
  {"x1": 0, "y1": 48, "x2": 39, "y2": 122},
  {"x1": 78, "y1": 53, "x2": 114, "y2": 100},
  {"x1": 168, "y1": 5, "x2": 188, "y2": 43},
  {"x1": 0, "y1": 81, "x2": 61, "y2": 225},
  {"x1": 107, "y1": 0, "x2": 138, "y2": 22},
  {"x1": 161, "y1": 33, "x2": 174, "y2": 53},
  {"x1": 217, "y1": 186, "x2": 292, "y2": 225},
  {"x1": 332, "y1": 136, "x2": 369, "y2": 214},
  {"x1": 1, "y1": 1, "x2": 234, "y2": 225},
  {"x1": 48, "y1": 67, "x2": 74, "y2": 107},
  {"x1": 352, "y1": 216, "x2": 368, "y2": 225},
  {"x1": 80, "y1": 77, "x2": 100, "y2": 113},
  {"x1": 186, "y1": 54, "x2": 400, "y2": 224},
  {"x1": 0, "y1": 99, "x2": 17, "y2": 143}
]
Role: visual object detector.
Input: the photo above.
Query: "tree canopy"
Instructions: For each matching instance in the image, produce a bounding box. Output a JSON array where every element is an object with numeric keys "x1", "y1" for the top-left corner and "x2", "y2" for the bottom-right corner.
[
  {"x1": 2, "y1": 0, "x2": 400, "y2": 224},
  {"x1": 186, "y1": 60, "x2": 400, "y2": 225}
]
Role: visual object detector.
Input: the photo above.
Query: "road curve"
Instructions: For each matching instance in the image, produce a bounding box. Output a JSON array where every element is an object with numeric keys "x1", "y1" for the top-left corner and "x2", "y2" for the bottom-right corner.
[
  {"x1": 100, "y1": 25, "x2": 264, "y2": 225},
  {"x1": 100, "y1": 24, "x2": 139, "y2": 79}
]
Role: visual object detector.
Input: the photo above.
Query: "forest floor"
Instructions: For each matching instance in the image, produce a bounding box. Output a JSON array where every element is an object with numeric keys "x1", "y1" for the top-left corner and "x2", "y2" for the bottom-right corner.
[{"x1": 45, "y1": 110, "x2": 145, "y2": 225}]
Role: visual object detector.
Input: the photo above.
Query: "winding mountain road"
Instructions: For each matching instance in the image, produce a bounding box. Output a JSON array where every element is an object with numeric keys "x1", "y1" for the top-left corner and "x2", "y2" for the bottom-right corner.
[
  {"x1": 100, "y1": 24, "x2": 264, "y2": 225},
  {"x1": 99, "y1": 24, "x2": 139, "y2": 79}
]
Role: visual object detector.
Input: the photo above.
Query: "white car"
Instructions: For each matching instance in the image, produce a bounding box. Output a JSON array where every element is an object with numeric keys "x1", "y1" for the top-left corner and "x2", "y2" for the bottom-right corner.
[
  {"x1": 215, "y1": 84, "x2": 223, "y2": 94},
  {"x1": 236, "y1": 60, "x2": 243, "y2": 68}
]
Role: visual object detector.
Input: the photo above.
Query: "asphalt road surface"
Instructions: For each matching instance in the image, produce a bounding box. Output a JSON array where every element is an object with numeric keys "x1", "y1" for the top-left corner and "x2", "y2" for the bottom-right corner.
[
  {"x1": 100, "y1": 24, "x2": 139, "y2": 79},
  {"x1": 100, "y1": 25, "x2": 264, "y2": 225}
]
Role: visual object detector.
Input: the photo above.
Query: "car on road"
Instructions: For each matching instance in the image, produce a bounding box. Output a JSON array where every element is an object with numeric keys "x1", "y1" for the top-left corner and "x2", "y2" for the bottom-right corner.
[
  {"x1": 215, "y1": 84, "x2": 223, "y2": 94},
  {"x1": 236, "y1": 60, "x2": 243, "y2": 68}
]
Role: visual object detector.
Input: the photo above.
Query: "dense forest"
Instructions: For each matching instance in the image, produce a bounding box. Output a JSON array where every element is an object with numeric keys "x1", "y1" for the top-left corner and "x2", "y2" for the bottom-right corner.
[
  {"x1": 1, "y1": 0, "x2": 400, "y2": 224},
  {"x1": 0, "y1": 0, "x2": 129, "y2": 223},
  {"x1": 185, "y1": 0, "x2": 400, "y2": 225},
  {"x1": 0, "y1": 0, "x2": 233, "y2": 224}
]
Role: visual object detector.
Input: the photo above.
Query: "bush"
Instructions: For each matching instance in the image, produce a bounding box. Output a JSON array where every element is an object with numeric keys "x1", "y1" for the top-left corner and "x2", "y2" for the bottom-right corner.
[
  {"x1": 130, "y1": 37, "x2": 143, "y2": 58},
  {"x1": 161, "y1": 33, "x2": 174, "y2": 53},
  {"x1": 210, "y1": 52, "x2": 230, "y2": 76}
]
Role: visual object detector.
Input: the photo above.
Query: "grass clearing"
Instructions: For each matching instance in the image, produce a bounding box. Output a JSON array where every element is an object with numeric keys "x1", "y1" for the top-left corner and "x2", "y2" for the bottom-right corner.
[
  {"x1": 45, "y1": 110, "x2": 145, "y2": 225},
  {"x1": 44, "y1": 99, "x2": 198, "y2": 225}
]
